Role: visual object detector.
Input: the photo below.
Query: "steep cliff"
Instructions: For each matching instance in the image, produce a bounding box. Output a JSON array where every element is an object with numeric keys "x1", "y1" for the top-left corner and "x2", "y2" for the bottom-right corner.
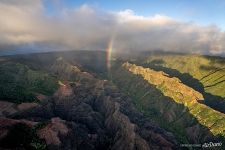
[
  {"x1": 143, "y1": 54, "x2": 225, "y2": 113},
  {"x1": 111, "y1": 62, "x2": 225, "y2": 145}
]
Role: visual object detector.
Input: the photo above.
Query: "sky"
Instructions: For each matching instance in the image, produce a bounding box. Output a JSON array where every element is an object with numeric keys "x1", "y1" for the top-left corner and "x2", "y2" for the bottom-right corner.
[
  {"x1": 45, "y1": 0, "x2": 225, "y2": 29},
  {"x1": 0, "y1": 0, "x2": 225, "y2": 55}
]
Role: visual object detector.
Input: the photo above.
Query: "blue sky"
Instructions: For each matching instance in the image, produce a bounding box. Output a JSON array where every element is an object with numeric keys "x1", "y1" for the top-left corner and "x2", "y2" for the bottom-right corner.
[{"x1": 44, "y1": 0, "x2": 225, "y2": 30}]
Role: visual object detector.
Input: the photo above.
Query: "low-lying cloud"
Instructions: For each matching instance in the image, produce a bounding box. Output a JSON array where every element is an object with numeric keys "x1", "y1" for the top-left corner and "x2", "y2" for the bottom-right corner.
[{"x1": 0, "y1": 0, "x2": 225, "y2": 55}]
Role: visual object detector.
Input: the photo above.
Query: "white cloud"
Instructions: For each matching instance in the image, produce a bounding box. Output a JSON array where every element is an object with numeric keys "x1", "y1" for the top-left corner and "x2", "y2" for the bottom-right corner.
[{"x1": 0, "y1": 0, "x2": 224, "y2": 55}]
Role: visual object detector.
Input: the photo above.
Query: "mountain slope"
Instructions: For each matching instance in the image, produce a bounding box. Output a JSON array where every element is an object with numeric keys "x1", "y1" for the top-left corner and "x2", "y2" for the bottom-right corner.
[
  {"x1": 144, "y1": 54, "x2": 225, "y2": 98},
  {"x1": 141, "y1": 53, "x2": 225, "y2": 113},
  {"x1": 0, "y1": 61, "x2": 58, "y2": 103},
  {"x1": 0, "y1": 56, "x2": 179, "y2": 150},
  {"x1": 0, "y1": 51, "x2": 225, "y2": 149},
  {"x1": 111, "y1": 62, "x2": 225, "y2": 146}
]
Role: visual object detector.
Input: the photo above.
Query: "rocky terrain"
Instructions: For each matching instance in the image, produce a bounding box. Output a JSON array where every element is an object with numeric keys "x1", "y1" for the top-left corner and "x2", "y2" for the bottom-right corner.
[
  {"x1": 0, "y1": 57, "x2": 179, "y2": 150},
  {"x1": 0, "y1": 51, "x2": 225, "y2": 150}
]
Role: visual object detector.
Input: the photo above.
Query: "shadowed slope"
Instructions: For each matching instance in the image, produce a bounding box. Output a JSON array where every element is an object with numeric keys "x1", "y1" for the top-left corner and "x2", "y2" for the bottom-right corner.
[
  {"x1": 144, "y1": 54, "x2": 225, "y2": 98},
  {"x1": 111, "y1": 62, "x2": 225, "y2": 147}
]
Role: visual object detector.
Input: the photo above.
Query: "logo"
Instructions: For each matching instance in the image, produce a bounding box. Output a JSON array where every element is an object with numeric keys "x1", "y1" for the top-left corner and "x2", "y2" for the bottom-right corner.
[{"x1": 202, "y1": 142, "x2": 222, "y2": 148}]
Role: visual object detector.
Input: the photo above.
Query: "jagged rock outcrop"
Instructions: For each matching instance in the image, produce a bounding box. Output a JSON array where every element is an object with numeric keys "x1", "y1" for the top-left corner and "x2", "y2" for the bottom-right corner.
[
  {"x1": 0, "y1": 101, "x2": 41, "y2": 118},
  {"x1": 0, "y1": 59, "x2": 179, "y2": 150},
  {"x1": 37, "y1": 117, "x2": 70, "y2": 150},
  {"x1": 0, "y1": 101, "x2": 17, "y2": 117},
  {"x1": 48, "y1": 63, "x2": 179, "y2": 149},
  {"x1": 0, "y1": 118, "x2": 39, "y2": 149},
  {"x1": 1, "y1": 50, "x2": 225, "y2": 149}
]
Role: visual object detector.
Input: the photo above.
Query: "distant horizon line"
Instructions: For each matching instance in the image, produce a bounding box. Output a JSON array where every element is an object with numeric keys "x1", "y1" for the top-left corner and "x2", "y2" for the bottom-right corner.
[{"x1": 0, "y1": 49, "x2": 224, "y2": 58}]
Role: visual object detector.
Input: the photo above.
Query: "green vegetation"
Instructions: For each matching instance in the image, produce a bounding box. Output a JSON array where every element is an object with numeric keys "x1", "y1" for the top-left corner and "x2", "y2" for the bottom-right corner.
[
  {"x1": 111, "y1": 62, "x2": 225, "y2": 145},
  {"x1": 1, "y1": 51, "x2": 225, "y2": 148},
  {"x1": 0, "y1": 62, "x2": 59, "y2": 103},
  {"x1": 144, "y1": 54, "x2": 225, "y2": 98},
  {"x1": 141, "y1": 53, "x2": 225, "y2": 113},
  {"x1": 0, "y1": 51, "x2": 108, "y2": 104},
  {"x1": 123, "y1": 62, "x2": 225, "y2": 136},
  {"x1": 111, "y1": 63, "x2": 190, "y2": 144}
]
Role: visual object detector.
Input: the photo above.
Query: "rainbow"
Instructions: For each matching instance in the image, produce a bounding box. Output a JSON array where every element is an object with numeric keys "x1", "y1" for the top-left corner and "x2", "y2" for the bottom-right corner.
[{"x1": 106, "y1": 38, "x2": 114, "y2": 71}]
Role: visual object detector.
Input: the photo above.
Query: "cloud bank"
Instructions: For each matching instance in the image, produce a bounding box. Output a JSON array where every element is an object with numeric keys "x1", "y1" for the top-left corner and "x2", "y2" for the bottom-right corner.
[{"x1": 0, "y1": 0, "x2": 225, "y2": 55}]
